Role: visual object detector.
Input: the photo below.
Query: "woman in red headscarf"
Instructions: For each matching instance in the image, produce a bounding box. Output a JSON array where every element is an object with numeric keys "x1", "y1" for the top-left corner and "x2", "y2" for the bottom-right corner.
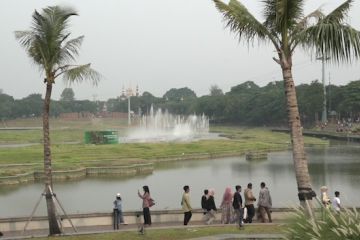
[{"x1": 220, "y1": 187, "x2": 233, "y2": 224}]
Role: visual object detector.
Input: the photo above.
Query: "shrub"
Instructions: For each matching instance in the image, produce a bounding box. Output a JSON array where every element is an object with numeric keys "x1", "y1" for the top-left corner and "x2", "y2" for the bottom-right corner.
[{"x1": 285, "y1": 207, "x2": 360, "y2": 240}]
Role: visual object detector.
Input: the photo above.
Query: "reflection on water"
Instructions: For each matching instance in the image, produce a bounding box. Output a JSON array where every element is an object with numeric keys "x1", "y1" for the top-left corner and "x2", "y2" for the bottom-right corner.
[{"x1": 0, "y1": 143, "x2": 359, "y2": 217}]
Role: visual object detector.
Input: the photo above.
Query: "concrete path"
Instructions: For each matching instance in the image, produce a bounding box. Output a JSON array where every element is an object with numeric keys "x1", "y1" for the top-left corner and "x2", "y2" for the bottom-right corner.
[
  {"x1": 188, "y1": 233, "x2": 285, "y2": 239},
  {"x1": 1, "y1": 221, "x2": 285, "y2": 240}
]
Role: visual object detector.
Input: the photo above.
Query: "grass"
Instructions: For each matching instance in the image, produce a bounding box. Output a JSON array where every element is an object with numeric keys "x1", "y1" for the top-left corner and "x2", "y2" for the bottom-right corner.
[
  {"x1": 284, "y1": 207, "x2": 360, "y2": 240},
  {"x1": 0, "y1": 118, "x2": 328, "y2": 177},
  {"x1": 34, "y1": 225, "x2": 284, "y2": 240}
]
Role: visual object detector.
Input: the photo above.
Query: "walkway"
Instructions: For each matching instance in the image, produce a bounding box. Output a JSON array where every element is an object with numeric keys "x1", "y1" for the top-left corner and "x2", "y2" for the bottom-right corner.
[{"x1": 2, "y1": 221, "x2": 285, "y2": 240}]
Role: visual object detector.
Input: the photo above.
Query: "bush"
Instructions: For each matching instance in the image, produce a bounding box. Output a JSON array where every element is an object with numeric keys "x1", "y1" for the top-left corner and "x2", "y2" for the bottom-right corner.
[{"x1": 285, "y1": 207, "x2": 360, "y2": 240}]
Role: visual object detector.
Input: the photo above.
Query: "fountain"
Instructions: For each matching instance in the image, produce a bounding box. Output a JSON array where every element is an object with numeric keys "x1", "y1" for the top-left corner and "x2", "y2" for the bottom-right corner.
[{"x1": 123, "y1": 105, "x2": 210, "y2": 142}]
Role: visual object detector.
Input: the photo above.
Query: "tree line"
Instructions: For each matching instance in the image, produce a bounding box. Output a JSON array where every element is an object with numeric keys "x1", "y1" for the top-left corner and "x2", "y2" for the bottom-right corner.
[{"x1": 1, "y1": 80, "x2": 359, "y2": 126}]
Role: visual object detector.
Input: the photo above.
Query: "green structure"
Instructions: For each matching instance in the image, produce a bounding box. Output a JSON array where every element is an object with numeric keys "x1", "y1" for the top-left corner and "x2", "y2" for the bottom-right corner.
[{"x1": 84, "y1": 131, "x2": 118, "y2": 144}]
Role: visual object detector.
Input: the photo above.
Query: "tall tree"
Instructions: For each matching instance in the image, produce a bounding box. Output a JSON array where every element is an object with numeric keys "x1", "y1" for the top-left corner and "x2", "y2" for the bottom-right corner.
[
  {"x1": 209, "y1": 84, "x2": 224, "y2": 96},
  {"x1": 0, "y1": 93, "x2": 15, "y2": 120},
  {"x1": 60, "y1": 88, "x2": 75, "y2": 101},
  {"x1": 213, "y1": 0, "x2": 360, "y2": 212},
  {"x1": 163, "y1": 87, "x2": 197, "y2": 101},
  {"x1": 15, "y1": 6, "x2": 100, "y2": 235},
  {"x1": 340, "y1": 80, "x2": 360, "y2": 115}
]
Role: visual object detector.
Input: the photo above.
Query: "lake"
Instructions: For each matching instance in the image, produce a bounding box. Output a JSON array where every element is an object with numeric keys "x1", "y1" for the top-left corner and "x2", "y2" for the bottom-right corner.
[{"x1": 0, "y1": 141, "x2": 359, "y2": 217}]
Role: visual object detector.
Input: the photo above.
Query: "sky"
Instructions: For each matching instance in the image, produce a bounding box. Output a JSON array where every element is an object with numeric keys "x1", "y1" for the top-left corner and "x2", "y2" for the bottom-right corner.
[{"x1": 0, "y1": 0, "x2": 360, "y2": 101}]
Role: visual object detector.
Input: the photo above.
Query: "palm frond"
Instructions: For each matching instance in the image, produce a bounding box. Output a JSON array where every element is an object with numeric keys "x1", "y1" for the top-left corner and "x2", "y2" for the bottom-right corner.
[
  {"x1": 263, "y1": 0, "x2": 305, "y2": 33},
  {"x1": 14, "y1": 31, "x2": 34, "y2": 50},
  {"x1": 302, "y1": 21, "x2": 360, "y2": 63},
  {"x1": 213, "y1": 0, "x2": 269, "y2": 44},
  {"x1": 323, "y1": 0, "x2": 352, "y2": 23},
  {"x1": 293, "y1": 9, "x2": 324, "y2": 33},
  {"x1": 290, "y1": 9, "x2": 324, "y2": 51},
  {"x1": 25, "y1": 6, "x2": 78, "y2": 70},
  {"x1": 58, "y1": 36, "x2": 84, "y2": 64},
  {"x1": 62, "y1": 64, "x2": 101, "y2": 86},
  {"x1": 294, "y1": 0, "x2": 360, "y2": 63}
]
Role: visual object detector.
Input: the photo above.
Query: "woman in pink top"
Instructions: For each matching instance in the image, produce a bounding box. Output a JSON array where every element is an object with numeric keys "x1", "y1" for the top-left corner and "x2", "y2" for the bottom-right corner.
[
  {"x1": 220, "y1": 187, "x2": 233, "y2": 224},
  {"x1": 138, "y1": 185, "x2": 152, "y2": 226}
]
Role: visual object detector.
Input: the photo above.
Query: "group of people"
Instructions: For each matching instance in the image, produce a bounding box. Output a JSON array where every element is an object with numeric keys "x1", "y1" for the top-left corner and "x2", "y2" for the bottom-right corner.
[
  {"x1": 320, "y1": 186, "x2": 341, "y2": 213},
  {"x1": 112, "y1": 183, "x2": 273, "y2": 230},
  {"x1": 113, "y1": 185, "x2": 152, "y2": 231},
  {"x1": 113, "y1": 182, "x2": 272, "y2": 232},
  {"x1": 182, "y1": 182, "x2": 273, "y2": 227},
  {"x1": 112, "y1": 183, "x2": 343, "y2": 230}
]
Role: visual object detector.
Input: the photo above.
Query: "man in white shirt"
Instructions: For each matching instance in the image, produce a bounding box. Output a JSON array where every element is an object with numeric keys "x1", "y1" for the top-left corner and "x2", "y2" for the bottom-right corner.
[{"x1": 332, "y1": 191, "x2": 341, "y2": 213}]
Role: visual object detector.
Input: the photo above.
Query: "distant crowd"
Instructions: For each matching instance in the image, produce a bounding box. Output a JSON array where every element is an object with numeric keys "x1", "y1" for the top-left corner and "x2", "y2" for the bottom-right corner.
[
  {"x1": 112, "y1": 182, "x2": 273, "y2": 231},
  {"x1": 111, "y1": 183, "x2": 343, "y2": 232}
]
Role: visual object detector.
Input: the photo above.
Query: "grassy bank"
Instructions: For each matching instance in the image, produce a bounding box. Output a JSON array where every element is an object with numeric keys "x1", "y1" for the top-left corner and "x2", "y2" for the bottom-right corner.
[
  {"x1": 35, "y1": 225, "x2": 284, "y2": 240},
  {"x1": 0, "y1": 119, "x2": 328, "y2": 177}
]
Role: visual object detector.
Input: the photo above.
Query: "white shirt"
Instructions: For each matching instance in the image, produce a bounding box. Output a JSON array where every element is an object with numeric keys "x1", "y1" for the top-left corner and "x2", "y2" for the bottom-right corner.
[{"x1": 332, "y1": 197, "x2": 341, "y2": 211}]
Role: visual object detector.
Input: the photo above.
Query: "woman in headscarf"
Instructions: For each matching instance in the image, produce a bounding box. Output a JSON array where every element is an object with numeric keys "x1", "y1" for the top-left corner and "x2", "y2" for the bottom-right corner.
[
  {"x1": 220, "y1": 187, "x2": 233, "y2": 224},
  {"x1": 320, "y1": 186, "x2": 331, "y2": 208}
]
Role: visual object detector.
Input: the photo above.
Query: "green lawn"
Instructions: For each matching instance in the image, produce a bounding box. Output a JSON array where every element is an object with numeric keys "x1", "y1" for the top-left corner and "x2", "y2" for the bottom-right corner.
[
  {"x1": 0, "y1": 119, "x2": 328, "y2": 177},
  {"x1": 35, "y1": 225, "x2": 284, "y2": 240}
]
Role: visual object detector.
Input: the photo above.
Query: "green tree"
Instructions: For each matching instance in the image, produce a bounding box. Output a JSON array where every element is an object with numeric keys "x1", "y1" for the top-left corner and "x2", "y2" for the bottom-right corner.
[
  {"x1": 340, "y1": 80, "x2": 360, "y2": 115},
  {"x1": 15, "y1": 6, "x2": 100, "y2": 235},
  {"x1": 213, "y1": 0, "x2": 360, "y2": 211},
  {"x1": 0, "y1": 93, "x2": 15, "y2": 120},
  {"x1": 209, "y1": 85, "x2": 224, "y2": 96},
  {"x1": 195, "y1": 95, "x2": 226, "y2": 122},
  {"x1": 296, "y1": 81, "x2": 323, "y2": 125},
  {"x1": 163, "y1": 87, "x2": 197, "y2": 101},
  {"x1": 60, "y1": 88, "x2": 75, "y2": 101},
  {"x1": 19, "y1": 93, "x2": 43, "y2": 117}
]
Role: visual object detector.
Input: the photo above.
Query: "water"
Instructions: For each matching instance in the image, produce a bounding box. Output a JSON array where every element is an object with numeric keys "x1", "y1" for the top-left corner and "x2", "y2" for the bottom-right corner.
[
  {"x1": 123, "y1": 106, "x2": 209, "y2": 142},
  {"x1": 0, "y1": 142, "x2": 359, "y2": 217}
]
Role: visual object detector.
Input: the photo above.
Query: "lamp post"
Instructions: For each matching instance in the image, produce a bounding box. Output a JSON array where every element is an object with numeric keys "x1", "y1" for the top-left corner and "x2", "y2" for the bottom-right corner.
[
  {"x1": 125, "y1": 87, "x2": 134, "y2": 126},
  {"x1": 121, "y1": 85, "x2": 139, "y2": 126},
  {"x1": 317, "y1": 56, "x2": 330, "y2": 123},
  {"x1": 127, "y1": 94, "x2": 131, "y2": 125}
]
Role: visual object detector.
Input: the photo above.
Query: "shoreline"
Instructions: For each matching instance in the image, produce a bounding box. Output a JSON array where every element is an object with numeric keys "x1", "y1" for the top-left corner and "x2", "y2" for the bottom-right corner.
[
  {"x1": 272, "y1": 129, "x2": 360, "y2": 142},
  {"x1": 0, "y1": 147, "x2": 287, "y2": 186}
]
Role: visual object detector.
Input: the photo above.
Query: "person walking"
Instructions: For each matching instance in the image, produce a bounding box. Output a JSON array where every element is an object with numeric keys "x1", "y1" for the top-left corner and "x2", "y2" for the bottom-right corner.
[
  {"x1": 181, "y1": 185, "x2": 192, "y2": 225},
  {"x1": 332, "y1": 191, "x2": 341, "y2": 214},
  {"x1": 257, "y1": 182, "x2": 272, "y2": 223},
  {"x1": 138, "y1": 185, "x2": 152, "y2": 227},
  {"x1": 205, "y1": 189, "x2": 217, "y2": 224},
  {"x1": 220, "y1": 187, "x2": 233, "y2": 224},
  {"x1": 113, "y1": 193, "x2": 125, "y2": 229},
  {"x1": 320, "y1": 186, "x2": 331, "y2": 209},
  {"x1": 244, "y1": 183, "x2": 256, "y2": 223},
  {"x1": 201, "y1": 189, "x2": 209, "y2": 215},
  {"x1": 232, "y1": 185, "x2": 244, "y2": 227}
]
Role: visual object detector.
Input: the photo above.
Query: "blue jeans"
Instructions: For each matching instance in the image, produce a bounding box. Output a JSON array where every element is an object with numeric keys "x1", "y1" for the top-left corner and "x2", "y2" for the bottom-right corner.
[{"x1": 113, "y1": 209, "x2": 124, "y2": 229}]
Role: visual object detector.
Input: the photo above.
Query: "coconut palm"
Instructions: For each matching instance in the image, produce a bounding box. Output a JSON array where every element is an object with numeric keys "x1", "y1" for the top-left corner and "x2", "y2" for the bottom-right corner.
[
  {"x1": 15, "y1": 6, "x2": 100, "y2": 235},
  {"x1": 213, "y1": 0, "x2": 360, "y2": 212}
]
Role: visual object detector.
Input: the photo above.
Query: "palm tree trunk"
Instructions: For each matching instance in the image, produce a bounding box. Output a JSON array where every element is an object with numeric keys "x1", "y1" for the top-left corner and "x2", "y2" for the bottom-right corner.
[
  {"x1": 281, "y1": 64, "x2": 315, "y2": 214},
  {"x1": 43, "y1": 82, "x2": 61, "y2": 235}
]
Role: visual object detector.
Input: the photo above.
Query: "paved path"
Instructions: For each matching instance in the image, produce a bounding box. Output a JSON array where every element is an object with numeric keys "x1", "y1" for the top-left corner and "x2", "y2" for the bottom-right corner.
[
  {"x1": 188, "y1": 233, "x2": 285, "y2": 239},
  {"x1": 2, "y1": 221, "x2": 285, "y2": 240}
]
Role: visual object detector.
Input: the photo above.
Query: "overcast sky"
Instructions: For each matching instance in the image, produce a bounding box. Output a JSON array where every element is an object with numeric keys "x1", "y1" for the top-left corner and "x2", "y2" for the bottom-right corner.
[{"x1": 1, "y1": 0, "x2": 360, "y2": 100}]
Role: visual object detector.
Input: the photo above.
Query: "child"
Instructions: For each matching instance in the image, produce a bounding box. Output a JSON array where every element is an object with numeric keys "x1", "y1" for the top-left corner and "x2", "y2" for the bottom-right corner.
[
  {"x1": 332, "y1": 191, "x2": 341, "y2": 213},
  {"x1": 113, "y1": 193, "x2": 125, "y2": 229}
]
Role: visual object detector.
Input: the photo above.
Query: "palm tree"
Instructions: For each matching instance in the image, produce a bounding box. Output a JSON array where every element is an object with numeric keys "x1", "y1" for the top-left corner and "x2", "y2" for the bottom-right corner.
[
  {"x1": 15, "y1": 6, "x2": 100, "y2": 235},
  {"x1": 213, "y1": 0, "x2": 360, "y2": 212}
]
